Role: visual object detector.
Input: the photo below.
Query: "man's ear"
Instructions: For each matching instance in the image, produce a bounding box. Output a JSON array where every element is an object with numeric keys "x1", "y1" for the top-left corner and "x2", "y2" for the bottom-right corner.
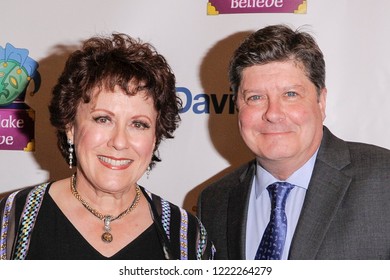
[{"x1": 319, "y1": 87, "x2": 327, "y2": 121}]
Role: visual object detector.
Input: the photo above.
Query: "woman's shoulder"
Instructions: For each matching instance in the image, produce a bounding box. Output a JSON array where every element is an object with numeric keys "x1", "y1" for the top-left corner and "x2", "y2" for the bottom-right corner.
[
  {"x1": 0, "y1": 185, "x2": 38, "y2": 206},
  {"x1": 140, "y1": 186, "x2": 197, "y2": 220},
  {"x1": 0, "y1": 183, "x2": 51, "y2": 215},
  {"x1": 139, "y1": 186, "x2": 215, "y2": 260}
]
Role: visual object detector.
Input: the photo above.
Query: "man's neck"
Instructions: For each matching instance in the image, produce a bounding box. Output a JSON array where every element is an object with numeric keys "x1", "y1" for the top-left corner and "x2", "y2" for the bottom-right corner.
[{"x1": 257, "y1": 150, "x2": 319, "y2": 181}]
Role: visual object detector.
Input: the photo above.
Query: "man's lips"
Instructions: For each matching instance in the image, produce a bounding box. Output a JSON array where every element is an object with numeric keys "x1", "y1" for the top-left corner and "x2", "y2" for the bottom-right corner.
[{"x1": 260, "y1": 131, "x2": 293, "y2": 135}]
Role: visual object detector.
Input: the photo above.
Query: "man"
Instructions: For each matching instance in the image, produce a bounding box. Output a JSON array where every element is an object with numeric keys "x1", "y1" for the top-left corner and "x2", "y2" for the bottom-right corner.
[{"x1": 198, "y1": 24, "x2": 390, "y2": 260}]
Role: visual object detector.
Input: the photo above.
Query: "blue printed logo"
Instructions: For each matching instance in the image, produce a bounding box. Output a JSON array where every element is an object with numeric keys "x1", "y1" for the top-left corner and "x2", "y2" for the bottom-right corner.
[{"x1": 177, "y1": 87, "x2": 235, "y2": 114}]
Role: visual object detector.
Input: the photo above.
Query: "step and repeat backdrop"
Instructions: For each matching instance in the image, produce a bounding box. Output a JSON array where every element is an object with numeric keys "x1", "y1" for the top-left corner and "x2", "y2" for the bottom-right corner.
[{"x1": 1, "y1": 0, "x2": 390, "y2": 212}]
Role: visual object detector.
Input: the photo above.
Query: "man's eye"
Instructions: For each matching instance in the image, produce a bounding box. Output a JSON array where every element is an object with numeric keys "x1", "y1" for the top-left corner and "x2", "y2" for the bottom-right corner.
[
  {"x1": 245, "y1": 94, "x2": 265, "y2": 105},
  {"x1": 286, "y1": 91, "x2": 298, "y2": 97},
  {"x1": 248, "y1": 95, "x2": 261, "y2": 101}
]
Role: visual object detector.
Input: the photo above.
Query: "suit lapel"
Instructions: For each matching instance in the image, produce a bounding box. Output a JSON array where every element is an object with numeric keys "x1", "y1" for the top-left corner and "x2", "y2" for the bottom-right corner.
[
  {"x1": 289, "y1": 127, "x2": 352, "y2": 259},
  {"x1": 226, "y1": 160, "x2": 255, "y2": 259}
]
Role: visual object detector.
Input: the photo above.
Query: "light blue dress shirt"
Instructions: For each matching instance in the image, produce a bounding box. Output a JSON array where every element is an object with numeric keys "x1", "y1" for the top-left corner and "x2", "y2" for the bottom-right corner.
[{"x1": 245, "y1": 150, "x2": 318, "y2": 260}]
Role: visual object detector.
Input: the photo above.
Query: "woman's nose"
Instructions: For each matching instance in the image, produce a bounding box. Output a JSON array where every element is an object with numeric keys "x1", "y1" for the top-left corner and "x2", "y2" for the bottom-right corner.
[{"x1": 108, "y1": 126, "x2": 130, "y2": 150}]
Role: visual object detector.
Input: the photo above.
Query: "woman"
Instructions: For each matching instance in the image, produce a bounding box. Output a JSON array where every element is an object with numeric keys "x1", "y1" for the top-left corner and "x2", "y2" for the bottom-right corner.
[{"x1": 0, "y1": 33, "x2": 214, "y2": 260}]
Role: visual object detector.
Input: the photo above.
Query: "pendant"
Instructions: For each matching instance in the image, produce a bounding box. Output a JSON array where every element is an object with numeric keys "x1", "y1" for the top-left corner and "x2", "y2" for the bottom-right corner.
[
  {"x1": 102, "y1": 231, "x2": 113, "y2": 243},
  {"x1": 102, "y1": 216, "x2": 113, "y2": 243}
]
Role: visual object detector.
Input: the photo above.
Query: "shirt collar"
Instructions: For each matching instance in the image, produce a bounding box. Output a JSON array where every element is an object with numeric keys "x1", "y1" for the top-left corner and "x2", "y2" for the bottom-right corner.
[{"x1": 255, "y1": 149, "x2": 319, "y2": 198}]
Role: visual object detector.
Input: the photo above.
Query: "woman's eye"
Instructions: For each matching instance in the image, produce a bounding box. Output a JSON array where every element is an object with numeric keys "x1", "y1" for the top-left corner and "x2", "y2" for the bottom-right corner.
[
  {"x1": 93, "y1": 116, "x2": 111, "y2": 124},
  {"x1": 133, "y1": 121, "x2": 150, "y2": 130}
]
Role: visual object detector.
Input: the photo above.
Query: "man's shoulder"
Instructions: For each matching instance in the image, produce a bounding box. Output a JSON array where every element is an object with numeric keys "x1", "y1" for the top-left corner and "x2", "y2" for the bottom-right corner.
[
  {"x1": 347, "y1": 140, "x2": 390, "y2": 155},
  {"x1": 346, "y1": 140, "x2": 390, "y2": 167},
  {"x1": 320, "y1": 126, "x2": 390, "y2": 168},
  {"x1": 323, "y1": 126, "x2": 390, "y2": 155},
  {"x1": 201, "y1": 160, "x2": 255, "y2": 195}
]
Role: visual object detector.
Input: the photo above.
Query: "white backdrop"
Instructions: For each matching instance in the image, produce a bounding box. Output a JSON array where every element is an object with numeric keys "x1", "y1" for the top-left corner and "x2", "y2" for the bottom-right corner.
[{"x1": 1, "y1": 1, "x2": 390, "y2": 213}]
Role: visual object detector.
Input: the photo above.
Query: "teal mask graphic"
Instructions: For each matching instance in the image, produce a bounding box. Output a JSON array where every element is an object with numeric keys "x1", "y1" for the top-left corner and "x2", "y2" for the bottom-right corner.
[{"x1": 0, "y1": 43, "x2": 41, "y2": 106}]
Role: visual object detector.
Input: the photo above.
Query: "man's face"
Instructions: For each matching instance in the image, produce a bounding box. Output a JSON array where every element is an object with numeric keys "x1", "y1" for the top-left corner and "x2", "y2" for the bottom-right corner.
[{"x1": 236, "y1": 60, "x2": 326, "y2": 178}]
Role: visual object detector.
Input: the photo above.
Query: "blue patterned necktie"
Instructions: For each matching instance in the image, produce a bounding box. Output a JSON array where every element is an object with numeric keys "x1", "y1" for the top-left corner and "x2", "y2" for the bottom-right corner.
[{"x1": 255, "y1": 182, "x2": 295, "y2": 260}]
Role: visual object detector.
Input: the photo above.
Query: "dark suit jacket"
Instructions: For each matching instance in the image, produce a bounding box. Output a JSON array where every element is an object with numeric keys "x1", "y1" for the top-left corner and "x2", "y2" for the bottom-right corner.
[{"x1": 198, "y1": 126, "x2": 390, "y2": 259}]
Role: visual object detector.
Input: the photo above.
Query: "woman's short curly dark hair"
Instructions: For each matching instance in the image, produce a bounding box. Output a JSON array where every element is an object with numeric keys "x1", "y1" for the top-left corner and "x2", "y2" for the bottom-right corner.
[{"x1": 49, "y1": 33, "x2": 181, "y2": 167}]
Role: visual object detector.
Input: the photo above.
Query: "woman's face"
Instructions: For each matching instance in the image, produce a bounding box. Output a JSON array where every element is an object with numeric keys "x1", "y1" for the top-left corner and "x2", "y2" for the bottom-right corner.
[{"x1": 67, "y1": 85, "x2": 157, "y2": 194}]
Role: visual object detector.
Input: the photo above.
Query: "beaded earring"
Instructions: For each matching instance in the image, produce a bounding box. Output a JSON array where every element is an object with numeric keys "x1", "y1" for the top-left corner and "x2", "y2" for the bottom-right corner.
[
  {"x1": 68, "y1": 139, "x2": 74, "y2": 169},
  {"x1": 146, "y1": 165, "x2": 151, "y2": 179}
]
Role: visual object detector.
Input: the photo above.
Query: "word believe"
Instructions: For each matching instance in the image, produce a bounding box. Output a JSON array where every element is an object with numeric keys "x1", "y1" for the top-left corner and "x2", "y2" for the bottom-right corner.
[
  {"x1": 207, "y1": 0, "x2": 305, "y2": 15},
  {"x1": 177, "y1": 87, "x2": 235, "y2": 114},
  {"x1": 231, "y1": 0, "x2": 283, "y2": 8}
]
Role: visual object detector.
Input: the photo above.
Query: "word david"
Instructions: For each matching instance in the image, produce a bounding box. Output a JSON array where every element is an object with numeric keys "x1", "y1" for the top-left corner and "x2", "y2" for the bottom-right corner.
[{"x1": 177, "y1": 87, "x2": 235, "y2": 114}]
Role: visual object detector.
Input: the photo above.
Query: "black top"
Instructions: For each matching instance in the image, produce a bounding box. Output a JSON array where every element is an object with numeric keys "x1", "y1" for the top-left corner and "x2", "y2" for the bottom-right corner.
[
  {"x1": 1, "y1": 182, "x2": 214, "y2": 260},
  {"x1": 26, "y1": 184, "x2": 166, "y2": 260}
]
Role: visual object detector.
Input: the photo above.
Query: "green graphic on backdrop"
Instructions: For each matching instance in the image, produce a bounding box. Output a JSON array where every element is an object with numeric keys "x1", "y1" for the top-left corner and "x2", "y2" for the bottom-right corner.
[{"x1": 0, "y1": 43, "x2": 40, "y2": 106}]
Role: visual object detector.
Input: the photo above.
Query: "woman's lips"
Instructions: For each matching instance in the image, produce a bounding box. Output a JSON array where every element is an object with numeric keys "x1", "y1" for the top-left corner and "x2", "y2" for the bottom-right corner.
[{"x1": 97, "y1": 155, "x2": 133, "y2": 170}]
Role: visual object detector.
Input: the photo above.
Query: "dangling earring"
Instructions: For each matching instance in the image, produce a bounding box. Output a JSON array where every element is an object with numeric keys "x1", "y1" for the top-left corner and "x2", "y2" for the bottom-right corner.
[
  {"x1": 68, "y1": 139, "x2": 74, "y2": 169},
  {"x1": 146, "y1": 165, "x2": 151, "y2": 179}
]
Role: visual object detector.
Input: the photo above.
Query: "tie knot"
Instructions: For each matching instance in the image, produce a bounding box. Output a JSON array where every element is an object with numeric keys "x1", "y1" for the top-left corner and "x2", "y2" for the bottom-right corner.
[{"x1": 267, "y1": 182, "x2": 294, "y2": 209}]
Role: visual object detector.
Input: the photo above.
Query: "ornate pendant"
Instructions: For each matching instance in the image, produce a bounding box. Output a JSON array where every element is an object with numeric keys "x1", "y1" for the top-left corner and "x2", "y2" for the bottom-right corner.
[
  {"x1": 102, "y1": 231, "x2": 113, "y2": 243},
  {"x1": 102, "y1": 216, "x2": 113, "y2": 243}
]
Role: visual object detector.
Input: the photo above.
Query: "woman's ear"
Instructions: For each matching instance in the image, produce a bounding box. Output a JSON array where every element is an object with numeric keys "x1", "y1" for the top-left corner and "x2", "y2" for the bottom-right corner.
[{"x1": 66, "y1": 125, "x2": 75, "y2": 143}]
